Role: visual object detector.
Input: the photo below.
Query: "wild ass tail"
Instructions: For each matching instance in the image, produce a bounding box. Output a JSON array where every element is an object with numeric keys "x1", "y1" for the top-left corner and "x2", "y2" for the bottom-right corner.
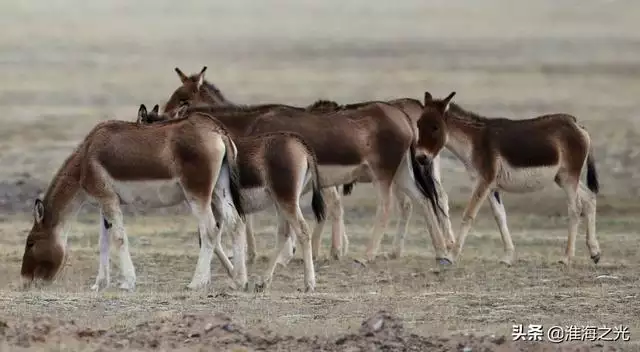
[
  {"x1": 221, "y1": 135, "x2": 246, "y2": 221},
  {"x1": 409, "y1": 144, "x2": 443, "y2": 223},
  {"x1": 586, "y1": 149, "x2": 600, "y2": 195},
  {"x1": 308, "y1": 152, "x2": 327, "y2": 223},
  {"x1": 342, "y1": 182, "x2": 355, "y2": 195}
]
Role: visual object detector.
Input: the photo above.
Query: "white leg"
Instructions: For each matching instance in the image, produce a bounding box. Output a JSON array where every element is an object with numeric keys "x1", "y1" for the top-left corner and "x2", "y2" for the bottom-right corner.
[
  {"x1": 558, "y1": 179, "x2": 581, "y2": 265},
  {"x1": 488, "y1": 191, "x2": 516, "y2": 265},
  {"x1": 258, "y1": 214, "x2": 293, "y2": 291},
  {"x1": 102, "y1": 202, "x2": 136, "y2": 291},
  {"x1": 245, "y1": 215, "x2": 258, "y2": 264},
  {"x1": 392, "y1": 156, "x2": 450, "y2": 262},
  {"x1": 578, "y1": 182, "x2": 601, "y2": 262},
  {"x1": 230, "y1": 220, "x2": 248, "y2": 290},
  {"x1": 434, "y1": 178, "x2": 456, "y2": 251},
  {"x1": 91, "y1": 210, "x2": 111, "y2": 291},
  {"x1": 275, "y1": 216, "x2": 295, "y2": 266},
  {"x1": 452, "y1": 179, "x2": 492, "y2": 261},
  {"x1": 212, "y1": 223, "x2": 235, "y2": 278},
  {"x1": 390, "y1": 191, "x2": 412, "y2": 259},
  {"x1": 364, "y1": 180, "x2": 393, "y2": 262},
  {"x1": 186, "y1": 201, "x2": 216, "y2": 290}
]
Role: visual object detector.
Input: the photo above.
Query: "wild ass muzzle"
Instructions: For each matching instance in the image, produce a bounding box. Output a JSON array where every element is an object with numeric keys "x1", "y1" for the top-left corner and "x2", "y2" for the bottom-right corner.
[
  {"x1": 20, "y1": 106, "x2": 245, "y2": 292},
  {"x1": 139, "y1": 107, "x2": 327, "y2": 292},
  {"x1": 164, "y1": 67, "x2": 454, "y2": 264},
  {"x1": 417, "y1": 91, "x2": 601, "y2": 266}
]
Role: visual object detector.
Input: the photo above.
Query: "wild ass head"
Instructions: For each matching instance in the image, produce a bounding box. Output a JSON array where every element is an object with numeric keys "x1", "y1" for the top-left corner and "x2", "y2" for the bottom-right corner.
[
  {"x1": 135, "y1": 104, "x2": 162, "y2": 124},
  {"x1": 164, "y1": 66, "x2": 231, "y2": 117},
  {"x1": 21, "y1": 198, "x2": 66, "y2": 285},
  {"x1": 414, "y1": 91, "x2": 456, "y2": 164}
]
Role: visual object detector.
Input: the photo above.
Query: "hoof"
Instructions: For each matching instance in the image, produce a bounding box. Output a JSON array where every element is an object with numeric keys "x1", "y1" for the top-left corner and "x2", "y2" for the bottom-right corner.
[
  {"x1": 436, "y1": 257, "x2": 453, "y2": 266},
  {"x1": 119, "y1": 282, "x2": 135, "y2": 292},
  {"x1": 304, "y1": 285, "x2": 315, "y2": 293},
  {"x1": 557, "y1": 258, "x2": 570, "y2": 266},
  {"x1": 330, "y1": 248, "x2": 341, "y2": 261},
  {"x1": 499, "y1": 259, "x2": 513, "y2": 267},
  {"x1": 591, "y1": 253, "x2": 601, "y2": 264},
  {"x1": 186, "y1": 281, "x2": 207, "y2": 291},
  {"x1": 91, "y1": 278, "x2": 109, "y2": 292},
  {"x1": 254, "y1": 281, "x2": 267, "y2": 293}
]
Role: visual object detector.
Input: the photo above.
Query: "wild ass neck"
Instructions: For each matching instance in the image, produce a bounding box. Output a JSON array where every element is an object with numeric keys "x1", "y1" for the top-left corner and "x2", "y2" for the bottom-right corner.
[{"x1": 40, "y1": 151, "x2": 86, "y2": 240}]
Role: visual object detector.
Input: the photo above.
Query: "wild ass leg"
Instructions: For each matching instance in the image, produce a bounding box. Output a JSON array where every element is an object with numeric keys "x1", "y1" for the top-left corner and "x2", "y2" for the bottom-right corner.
[
  {"x1": 275, "y1": 220, "x2": 296, "y2": 266},
  {"x1": 186, "y1": 199, "x2": 218, "y2": 290},
  {"x1": 259, "y1": 209, "x2": 315, "y2": 292},
  {"x1": 259, "y1": 215, "x2": 290, "y2": 291},
  {"x1": 390, "y1": 191, "x2": 412, "y2": 259},
  {"x1": 488, "y1": 191, "x2": 516, "y2": 265},
  {"x1": 101, "y1": 200, "x2": 136, "y2": 291},
  {"x1": 578, "y1": 182, "x2": 601, "y2": 263},
  {"x1": 229, "y1": 220, "x2": 248, "y2": 290},
  {"x1": 452, "y1": 179, "x2": 492, "y2": 261},
  {"x1": 91, "y1": 209, "x2": 111, "y2": 291},
  {"x1": 365, "y1": 179, "x2": 393, "y2": 262},
  {"x1": 557, "y1": 176, "x2": 581, "y2": 265},
  {"x1": 432, "y1": 155, "x2": 456, "y2": 250},
  {"x1": 311, "y1": 186, "x2": 347, "y2": 261},
  {"x1": 245, "y1": 215, "x2": 258, "y2": 264},
  {"x1": 391, "y1": 155, "x2": 455, "y2": 259},
  {"x1": 391, "y1": 155, "x2": 450, "y2": 263}
]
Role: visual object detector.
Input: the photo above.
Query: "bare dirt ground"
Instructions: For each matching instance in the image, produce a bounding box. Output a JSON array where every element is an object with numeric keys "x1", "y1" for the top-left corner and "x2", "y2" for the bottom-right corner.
[{"x1": 2, "y1": 0, "x2": 640, "y2": 350}]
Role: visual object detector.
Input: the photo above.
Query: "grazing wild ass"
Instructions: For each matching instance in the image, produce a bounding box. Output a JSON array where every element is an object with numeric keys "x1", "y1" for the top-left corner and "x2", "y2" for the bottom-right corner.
[
  {"x1": 139, "y1": 107, "x2": 327, "y2": 292},
  {"x1": 164, "y1": 67, "x2": 455, "y2": 263},
  {"x1": 20, "y1": 107, "x2": 245, "y2": 291},
  {"x1": 418, "y1": 91, "x2": 601, "y2": 265}
]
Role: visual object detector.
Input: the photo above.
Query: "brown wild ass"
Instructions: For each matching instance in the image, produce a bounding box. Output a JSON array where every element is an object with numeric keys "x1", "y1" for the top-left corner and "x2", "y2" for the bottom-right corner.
[
  {"x1": 167, "y1": 66, "x2": 351, "y2": 262},
  {"x1": 20, "y1": 107, "x2": 246, "y2": 291},
  {"x1": 304, "y1": 99, "x2": 457, "y2": 260},
  {"x1": 417, "y1": 91, "x2": 601, "y2": 265},
  {"x1": 139, "y1": 107, "x2": 328, "y2": 292},
  {"x1": 164, "y1": 67, "x2": 455, "y2": 263}
]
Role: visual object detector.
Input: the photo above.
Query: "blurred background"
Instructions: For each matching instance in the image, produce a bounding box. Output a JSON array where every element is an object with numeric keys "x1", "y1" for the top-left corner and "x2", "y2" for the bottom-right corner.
[{"x1": 1, "y1": 0, "x2": 640, "y2": 215}]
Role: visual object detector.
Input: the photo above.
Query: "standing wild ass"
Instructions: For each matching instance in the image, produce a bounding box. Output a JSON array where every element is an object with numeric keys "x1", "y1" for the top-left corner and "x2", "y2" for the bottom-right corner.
[
  {"x1": 20, "y1": 109, "x2": 245, "y2": 291},
  {"x1": 167, "y1": 66, "x2": 351, "y2": 262},
  {"x1": 417, "y1": 91, "x2": 601, "y2": 265},
  {"x1": 138, "y1": 105, "x2": 327, "y2": 292},
  {"x1": 164, "y1": 67, "x2": 455, "y2": 263}
]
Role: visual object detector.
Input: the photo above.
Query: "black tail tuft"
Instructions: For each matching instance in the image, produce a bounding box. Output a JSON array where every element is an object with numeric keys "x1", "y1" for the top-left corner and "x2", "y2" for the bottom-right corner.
[
  {"x1": 586, "y1": 151, "x2": 600, "y2": 194},
  {"x1": 342, "y1": 182, "x2": 355, "y2": 196},
  {"x1": 409, "y1": 145, "x2": 443, "y2": 224},
  {"x1": 311, "y1": 187, "x2": 326, "y2": 222},
  {"x1": 226, "y1": 154, "x2": 246, "y2": 221}
]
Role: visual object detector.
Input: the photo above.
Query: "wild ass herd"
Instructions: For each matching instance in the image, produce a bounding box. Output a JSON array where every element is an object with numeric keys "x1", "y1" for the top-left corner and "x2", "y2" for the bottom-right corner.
[{"x1": 20, "y1": 66, "x2": 602, "y2": 293}]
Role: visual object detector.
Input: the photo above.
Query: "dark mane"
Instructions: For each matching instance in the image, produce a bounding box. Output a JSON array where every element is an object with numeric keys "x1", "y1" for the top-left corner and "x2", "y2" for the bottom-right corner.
[
  {"x1": 447, "y1": 102, "x2": 577, "y2": 126},
  {"x1": 447, "y1": 102, "x2": 491, "y2": 125},
  {"x1": 184, "y1": 103, "x2": 297, "y2": 118}
]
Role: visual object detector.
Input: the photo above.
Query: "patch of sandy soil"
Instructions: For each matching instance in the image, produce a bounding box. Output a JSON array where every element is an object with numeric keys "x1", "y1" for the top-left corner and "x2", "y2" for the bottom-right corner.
[{"x1": 0, "y1": 311, "x2": 625, "y2": 352}]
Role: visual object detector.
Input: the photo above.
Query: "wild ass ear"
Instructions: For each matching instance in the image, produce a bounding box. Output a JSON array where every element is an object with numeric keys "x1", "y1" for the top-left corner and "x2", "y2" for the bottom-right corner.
[
  {"x1": 151, "y1": 104, "x2": 159, "y2": 115},
  {"x1": 34, "y1": 199, "x2": 44, "y2": 224},
  {"x1": 423, "y1": 91, "x2": 433, "y2": 103},
  {"x1": 440, "y1": 91, "x2": 456, "y2": 114},
  {"x1": 175, "y1": 67, "x2": 189, "y2": 83},
  {"x1": 137, "y1": 104, "x2": 148, "y2": 123},
  {"x1": 196, "y1": 66, "x2": 207, "y2": 91}
]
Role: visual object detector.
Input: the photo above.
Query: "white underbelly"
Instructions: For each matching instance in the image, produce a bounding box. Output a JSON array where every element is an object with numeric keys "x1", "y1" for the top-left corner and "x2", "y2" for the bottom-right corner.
[
  {"x1": 318, "y1": 164, "x2": 367, "y2": 187},
  {"x1": 240, "y1": 187, "x2": 273, "y2": 213},
  {"x1": 111, "y1": 179, "x2": 186, "y2": 208},
  {"x1": 496, "y1": 162, "x2": 559, "y2": 193}
]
